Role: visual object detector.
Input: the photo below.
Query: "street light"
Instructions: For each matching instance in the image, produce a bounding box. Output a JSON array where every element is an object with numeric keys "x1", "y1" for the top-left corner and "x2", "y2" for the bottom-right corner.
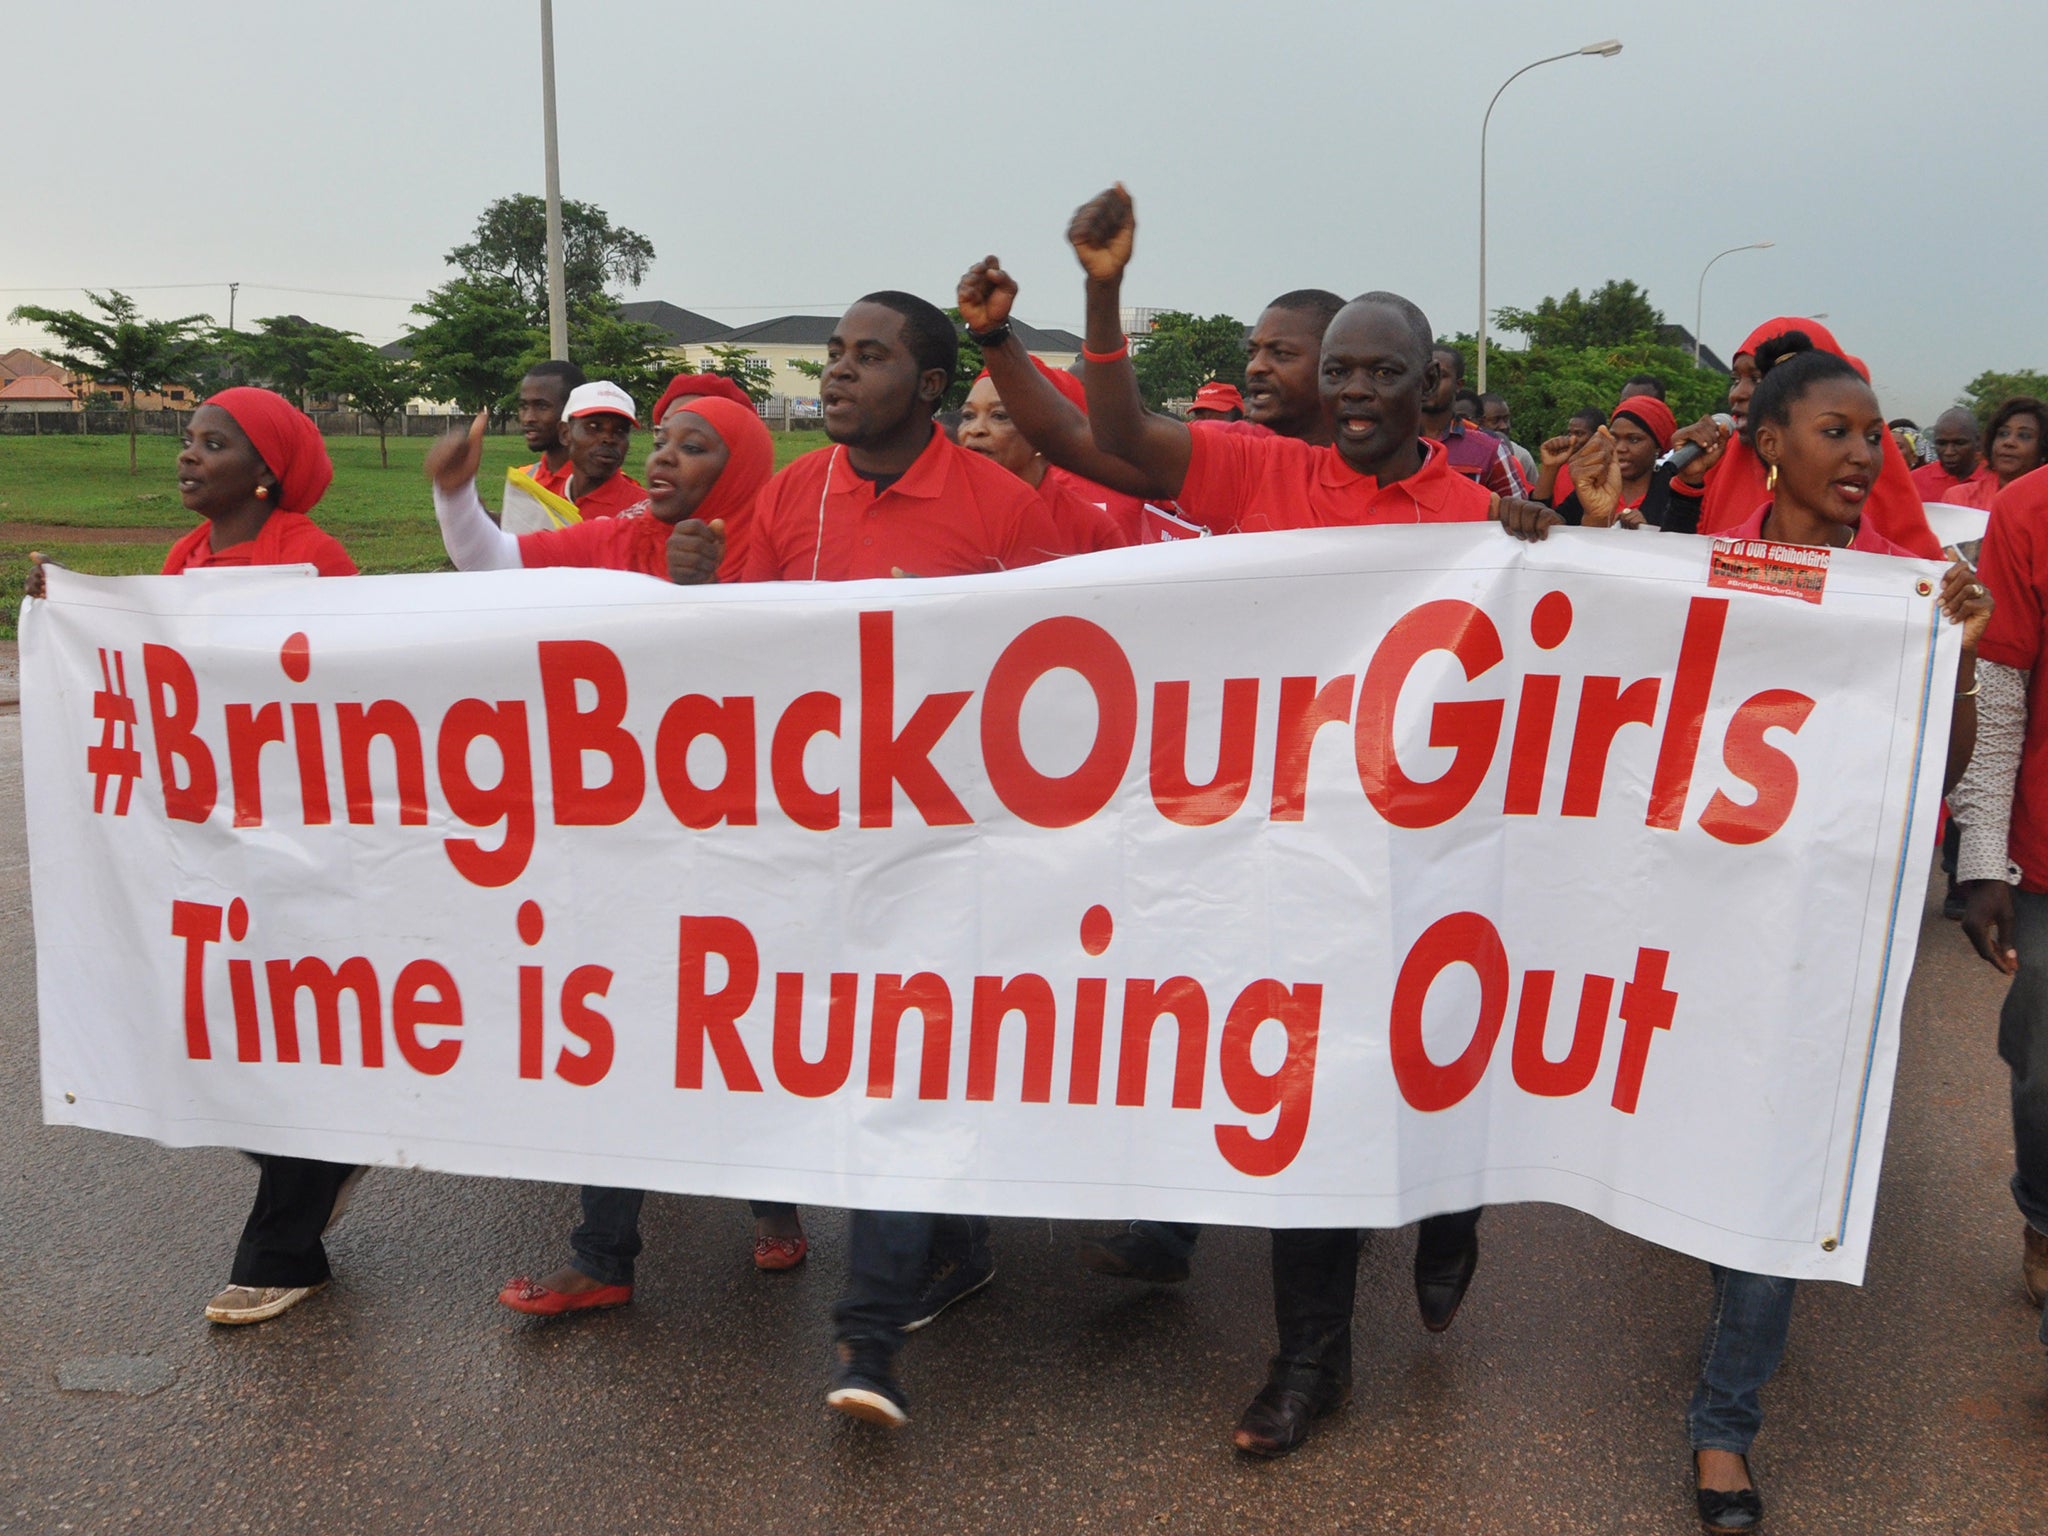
[
  {"x1": 1694, "y1": 242, "x2": 1774, "y2": 366},
  {"x1": 539, "y1": 0, "x2": 569, "y2": 361},
  {"x1": 1477, "y1": 39, "x2": 1622, "y2": 394}
]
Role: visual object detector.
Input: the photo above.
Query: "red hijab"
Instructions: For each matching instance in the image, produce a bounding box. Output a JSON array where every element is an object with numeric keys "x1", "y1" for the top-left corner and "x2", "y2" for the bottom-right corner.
[
  {"x1": 975, "y1": 355, "x2": 1090, "y2": 412},
  {"x1": 204, "y1": 386, "x2": 334, "y2": 514},
  {"x1": 652, "y1": 372, "x2": 756, "y2": 424},
  {"x1": 1699, "y1": 318, "x2": 1939, "y2": 558},
  {"x1": 668, "y1": 396, "x2": 773, "y2": 528},
  {"x1": 1612, "y1": 394, "x2": 1675, "y2": 451}
]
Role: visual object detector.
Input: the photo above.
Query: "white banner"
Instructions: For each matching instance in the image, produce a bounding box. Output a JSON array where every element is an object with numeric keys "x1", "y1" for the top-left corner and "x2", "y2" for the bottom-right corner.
[{"x1": 23, "y1": 527, "x2": 1957, "y2": 1282}]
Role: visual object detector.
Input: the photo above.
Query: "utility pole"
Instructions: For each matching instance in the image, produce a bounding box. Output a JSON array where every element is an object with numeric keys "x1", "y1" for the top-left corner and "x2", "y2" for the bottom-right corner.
[
  {"x1": 228, "y1": 282, "x2": 240, "y2": 331},
  {"x1": 539, "y1": 0, "x2": 569, "y2": 361}
]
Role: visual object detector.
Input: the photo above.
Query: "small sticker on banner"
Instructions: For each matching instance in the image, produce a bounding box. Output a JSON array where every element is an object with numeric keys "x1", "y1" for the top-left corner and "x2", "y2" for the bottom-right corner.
[{"x1": 1708, "y1": 539, "x2": 1831, "y2": 604}]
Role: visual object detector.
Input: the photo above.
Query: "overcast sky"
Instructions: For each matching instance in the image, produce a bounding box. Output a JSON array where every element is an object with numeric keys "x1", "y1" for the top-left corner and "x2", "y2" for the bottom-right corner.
[{"x1": 7, "y1": 1, "x2": 2041, "y2": 421}]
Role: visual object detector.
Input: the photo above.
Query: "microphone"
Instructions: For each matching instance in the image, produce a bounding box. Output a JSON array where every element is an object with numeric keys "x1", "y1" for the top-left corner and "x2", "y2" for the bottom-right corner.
[{"x1": 1658, "y1": 413, "x2": 1735, "y2": 473}]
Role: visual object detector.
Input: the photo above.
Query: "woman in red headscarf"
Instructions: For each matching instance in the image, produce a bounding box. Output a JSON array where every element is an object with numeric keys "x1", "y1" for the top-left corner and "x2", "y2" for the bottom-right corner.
[
  {"x1": 1554, "y1": 395, "x2": 1706, "y2": 533},
  {"x1": 30, "y1": 387, "x2": 365, "y2": 1329},
  {"x1": 957, "y1": 361, "x2": 1133, "y2": 555},
  {"x1": 1691, "y1": 318, "x2": 1943, "y2": 558},
  {"x1": 424, "y1": 385, "x2": 810, "y2": 1311},
  {"x1": 428, "y1": 391, "x2": 772, "y2": 583},
  {"x1": 1678, "y1": 334, "x2": 1989, "y2": 1534}
]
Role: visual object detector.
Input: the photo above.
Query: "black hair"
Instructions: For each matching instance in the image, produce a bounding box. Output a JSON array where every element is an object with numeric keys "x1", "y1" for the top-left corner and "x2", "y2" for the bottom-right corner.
[
  {"x1": 1350, "y1": 291, "x2": 1434, "y2": 367},
  {"x1": 856, "y1": 290, "x2": 958, "y2": 397},
  {"x1": 1619, "y1": 371, "x2": 1665, "y2": 401},
  {"x1": 1478, "y1": 392, "x2": 1509, "y2": 411},
  {"x1": 1569, "y1": 406, "x2": 1605, "y2": 432},
  {"x1": 524, "y1": 358, "x2": 586, "y2": 395},
  {"x1": 1452, "y1": 388, "x2": 1481, "y2": 418},
  {"x1": 1742, "y1": 330, "x2": 1866, "y2": 445},
  {"x1": 1887, "y1": 417, "x2": 1918, "y2": 431},
  {"x1": 1432, "y1": 345, "x2": 1466, "y2": 383},
  {"x1": 1263, "y1": 288, "x2": 1346, "y2": 334},
  {"x1": 1985, "y1": 396, "x2": 2047, "y2": 445}
]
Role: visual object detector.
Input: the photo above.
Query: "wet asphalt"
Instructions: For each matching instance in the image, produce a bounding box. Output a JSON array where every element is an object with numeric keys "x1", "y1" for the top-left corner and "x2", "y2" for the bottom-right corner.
[{"x1": 0, "y1": 703, "x2": 2042, "y2": 1535}]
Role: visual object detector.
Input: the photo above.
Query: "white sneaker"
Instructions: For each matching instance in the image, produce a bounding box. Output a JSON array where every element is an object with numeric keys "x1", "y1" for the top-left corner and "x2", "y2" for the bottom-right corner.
[{"x1": 204, "y1": 1282, "x2": 326, "y2": 1325}]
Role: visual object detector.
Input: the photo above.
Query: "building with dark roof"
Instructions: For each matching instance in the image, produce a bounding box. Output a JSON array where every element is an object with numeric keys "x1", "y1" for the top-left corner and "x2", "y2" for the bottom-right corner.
[{"x1": 618, "y1": 301, "x2": 733, "y2": 348}]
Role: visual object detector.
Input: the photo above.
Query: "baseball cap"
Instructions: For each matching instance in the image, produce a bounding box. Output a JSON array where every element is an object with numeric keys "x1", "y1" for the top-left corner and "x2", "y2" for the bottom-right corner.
[
  {"x1": 563, "y1": 381, "x2": 641, "y2": 425},
  {"x1": 1189, "y1": 381, "x2": 1245, "y2": 414}
]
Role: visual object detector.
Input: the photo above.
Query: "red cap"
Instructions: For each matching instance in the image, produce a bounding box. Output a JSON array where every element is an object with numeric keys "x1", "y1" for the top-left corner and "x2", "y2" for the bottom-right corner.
[
  {"x1": 1189, "y1": 381, "x2": 1245, "y2": 415},
  {"x1": 973, "y1": 355, "x2": 1089, "y2": 413}
]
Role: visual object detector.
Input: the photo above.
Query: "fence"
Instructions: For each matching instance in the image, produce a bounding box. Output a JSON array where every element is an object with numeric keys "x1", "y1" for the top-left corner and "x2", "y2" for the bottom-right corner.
[{"x1": 1, "y1": 399, "x2": 825, "y2": 438}]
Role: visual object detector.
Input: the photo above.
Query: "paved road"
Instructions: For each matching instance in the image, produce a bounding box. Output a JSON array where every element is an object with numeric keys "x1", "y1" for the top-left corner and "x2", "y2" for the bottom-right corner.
[{"x1": 0, "y1": 708, "x2": 2041, "y2": 1535}]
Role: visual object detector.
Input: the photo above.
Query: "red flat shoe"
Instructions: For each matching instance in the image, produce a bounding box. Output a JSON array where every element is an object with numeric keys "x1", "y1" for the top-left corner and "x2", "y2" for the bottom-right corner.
[
  {"x1": 497, "y1": 1275, "x2": 633, "y2": 1316},
  {"x1": 753, "y1": 1235, "x2": 809, "y2": 1272}
]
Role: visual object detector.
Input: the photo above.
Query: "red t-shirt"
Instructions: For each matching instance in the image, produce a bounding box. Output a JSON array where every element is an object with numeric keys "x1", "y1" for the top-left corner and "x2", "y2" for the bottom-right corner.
[
  {"x1": 561, "y1": 470, "x2": 646, "y2": 521},
  {"x1": 162, "y1": 511, "x2": 358, "y2": 577},
  {"x1": 512, "y1": 506, "x2": 745, "y2": 581},
  {"x1": 742, "y1": 424, "x2": 1062, "y2": 581},
  {"x1": 1969, "y1": 466, "x2": 2048, "y2": 889},
  {"x1": 1039, "y1": 468, "x2": 1133, "y2": 555},
  {"x1": 526, "y1": 456, "x2": 573, "y2": 497},
  {"x1": 1911, "y1": 459, "x2": 1996, "y2": 506},
  {"x1": 1176, "y1": 432, "x2": 1496, "y2": 534},
  {"x1": 1715, "y1": 501, "x2": 1915, "y2": 558}
]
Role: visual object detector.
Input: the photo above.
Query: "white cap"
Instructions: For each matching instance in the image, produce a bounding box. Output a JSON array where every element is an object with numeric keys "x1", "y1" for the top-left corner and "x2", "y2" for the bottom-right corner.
[{"x1": 562, "y1": 380, "x2": 640, "y2": 426}]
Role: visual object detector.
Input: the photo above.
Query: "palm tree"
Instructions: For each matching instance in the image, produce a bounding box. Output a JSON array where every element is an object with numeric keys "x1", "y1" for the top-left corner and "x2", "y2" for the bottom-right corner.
[{"x1": 9, "y1": 291, "x2": 211, "y2": 472}]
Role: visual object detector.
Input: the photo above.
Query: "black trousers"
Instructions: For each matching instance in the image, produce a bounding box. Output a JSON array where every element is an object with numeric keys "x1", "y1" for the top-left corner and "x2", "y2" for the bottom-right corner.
[
  {"x1": 230, "y1": 1155, "x2": 358, "y2": 1288},
  {"x1": 1270, "y1": 1209, "x2": 1482, "y2": 1375}
]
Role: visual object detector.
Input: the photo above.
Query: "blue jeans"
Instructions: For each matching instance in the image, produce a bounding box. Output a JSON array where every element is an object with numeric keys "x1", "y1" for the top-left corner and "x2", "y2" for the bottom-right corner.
[
  {"x1": 832, "y1": 1210, "x2": 991, "y2": 1354},
  {"x1": 1132, "y1": 1221, "x2": 1201, "y2": 1261},
  {"x1": 568, "y1": 1187, "x2": 797, "y2": 1286},
  {"x1": 1688, "y1": 1265, "x2": 1796, "y2": 1453}
]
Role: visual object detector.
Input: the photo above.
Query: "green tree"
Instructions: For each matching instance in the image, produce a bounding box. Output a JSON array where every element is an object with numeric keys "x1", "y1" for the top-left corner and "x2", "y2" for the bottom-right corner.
[
  {"x1": 697, "y1": 344, "x2": 776, "y2": 404},
  {"x1": 7, "y1": 290, "x2": 211, "y2": 471},
  {"x1": 449, "y1": 195, "x2": 656, "y2": 326},
  {"x1": 941, "y1": 308, "x2": 983, "y2": 411},
  {"x1": 314, "y1": 339, "x2": 417, "y2": 468},
  {"x1": 1441, "y1": 333, "x2": 1728, "y2": 446},
  {"x1": 1131, "y1": 311, "x2": 1247, "y2": 410},
  {"x1": 790, "y1": 357, "x2": 826, "y2": 383},
  {"x1": 1493, "y1": 279, "x2": 1661, "y2": 351},
  {"x1": 1960, "y1": 369, "x2": 2048, "y2": 424},
  {"x1": 540, "y1": 300, "x2": 673, "y2": 410},
  {"x1": 403, "y1": 277, "x2": 543, "y2": 418},
  {"x1": 235, "y1": 314, "x2": 360, "y2": 409}
]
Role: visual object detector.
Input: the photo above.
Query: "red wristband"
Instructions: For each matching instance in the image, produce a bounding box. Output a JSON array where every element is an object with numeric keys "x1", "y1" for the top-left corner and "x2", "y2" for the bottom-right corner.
[{"x1": 1081, "y1": 336, "x2": 1130, "y2": 364}]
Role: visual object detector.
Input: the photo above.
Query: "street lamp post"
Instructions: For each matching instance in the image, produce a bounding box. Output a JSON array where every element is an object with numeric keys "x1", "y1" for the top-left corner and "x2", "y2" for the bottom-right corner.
[
  {"x1": 1694, "y1": 242, "x2": 1774, "y2": 366},
  {"x1": 539, "y1": 0, "x2": 569, "y2": 362},
  {"x1": 1478, "y1": 39, "x2": 1621, "y2": 394}
]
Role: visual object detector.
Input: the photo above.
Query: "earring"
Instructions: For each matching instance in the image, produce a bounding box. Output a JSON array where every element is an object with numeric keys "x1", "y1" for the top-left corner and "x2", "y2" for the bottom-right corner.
[
  {"x1": 1764, "y1": 462, "x2": 1778, "y2": 492},
  {"x1": 254, "y1": 485, "x2": 269, "y2": 499}
]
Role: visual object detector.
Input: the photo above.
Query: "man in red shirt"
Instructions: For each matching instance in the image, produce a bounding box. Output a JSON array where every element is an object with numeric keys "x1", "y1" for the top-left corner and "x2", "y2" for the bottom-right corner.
[
  {"x1": 691, "y1": 291, "x2": 1056, "y2": 1433},
  {"x1": 558, "y1": 381, "x2": 647, "y2": 519},
  {"x1": 1063, "y1": 181, "x2": 1532, "y2": 1458},
  {"x1": 1914, "y1": 407, "x2": 1997, "y2": 504},
  {"x1": 1952, "y1": 464, "x2": 2048, "y2": 1340},
  {"x1": 515, "y1": 360, "x2": 585, "y2": 495},
  {"x1": 739, "y1": 295, "x2": 1059, "y2": 581}
]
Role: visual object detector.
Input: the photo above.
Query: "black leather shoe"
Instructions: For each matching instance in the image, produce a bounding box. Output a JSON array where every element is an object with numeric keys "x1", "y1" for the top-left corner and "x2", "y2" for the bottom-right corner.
[
  {"x1": 1230, "y1": 1360, "x2": 1350, "y2": 1459},
  {"x1": 1078, "y1": 1228, "x2": 1191, "y2": 1284},
  {"x1": 1695, "y1": 1452, "x2": 1763, "y2": 1533},
  {"x1": 1414, "y1": 1229, "x2": 1479, "y2": 1333}
]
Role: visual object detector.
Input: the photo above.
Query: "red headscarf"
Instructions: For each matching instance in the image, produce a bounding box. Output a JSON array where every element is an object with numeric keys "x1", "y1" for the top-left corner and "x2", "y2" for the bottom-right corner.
[
  {"x1": 975, "y1": 355, "x2": 1089, "y2": 413},
  {"x1": 665, "y1": 395, "x2": 773, "y2": 530},
  {"x1": 652, "y1": 372, "x2": 756, "y2": 424},
  {"x1": 1612, "y1": 394, "x2": 1675, "y2": 452},
  {"x1": 204, "y1": 387, "x2": 333, "y2": 514},
  {"x1": 1700, "y1": 318, "x2": 1939, "y2": 558}
]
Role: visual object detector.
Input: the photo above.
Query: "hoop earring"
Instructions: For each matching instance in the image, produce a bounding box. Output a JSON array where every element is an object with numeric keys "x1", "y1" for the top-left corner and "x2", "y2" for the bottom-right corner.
[{"x1": 1764, "y1": 463, "x2": 1778, "y2": 492}]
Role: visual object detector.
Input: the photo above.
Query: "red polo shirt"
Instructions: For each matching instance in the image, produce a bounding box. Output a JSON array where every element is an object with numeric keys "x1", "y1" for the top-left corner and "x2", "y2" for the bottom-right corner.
[
  {"x1": 1970, "y1": 467, "x2": 2048, "y2": 889},
  {"x1": 1911, "y1": 459, "x2": 1996, "y2": 506},
  {"x1": 163, "y1": 511, "x2": 357, "y2": 577},
  {"x1": 1176, "y1": 432, "x2": 1496, "y2": 534},
  {"x1": 1716, "y1": 501, "x2": 1914, "y2": 558},
  {"x1": 1040, "y1": 467, "x2": 1133, "y2": 555},
  {"x1": 561, "y1": 470, "x2": 646, "y2": 521},
  {"x1": 525, "y1": 456, "x2": 573, "y2": 497},
  {"x1": 742, "y1": 422, "x2": 1062, "y2": 581}
]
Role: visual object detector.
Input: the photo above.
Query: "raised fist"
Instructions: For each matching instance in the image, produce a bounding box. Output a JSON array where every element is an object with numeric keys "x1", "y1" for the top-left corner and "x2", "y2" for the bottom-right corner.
[{"x1": 1067, "y1": 183, "x2": 1137, "y2": 283}]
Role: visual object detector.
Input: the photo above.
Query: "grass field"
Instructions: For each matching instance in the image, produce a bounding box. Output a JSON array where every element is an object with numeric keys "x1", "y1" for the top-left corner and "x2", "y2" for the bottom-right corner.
[{"x1": 0, "y1": 428, "x2": 833, "y2": 638}]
